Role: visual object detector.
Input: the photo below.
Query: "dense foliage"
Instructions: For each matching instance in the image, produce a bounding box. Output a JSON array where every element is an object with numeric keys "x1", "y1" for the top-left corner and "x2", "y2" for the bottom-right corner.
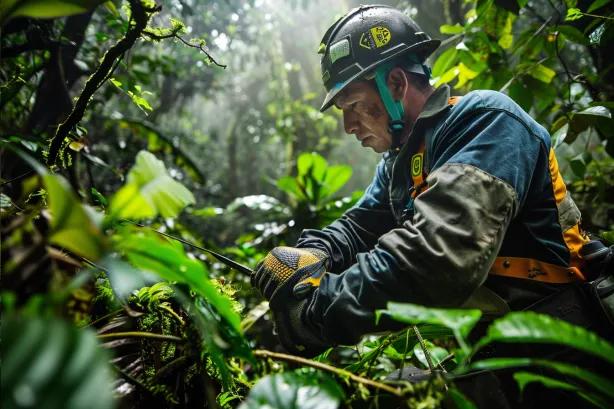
[{"x1": 1, "y1": 0, "x2": 613, "y2": 408}]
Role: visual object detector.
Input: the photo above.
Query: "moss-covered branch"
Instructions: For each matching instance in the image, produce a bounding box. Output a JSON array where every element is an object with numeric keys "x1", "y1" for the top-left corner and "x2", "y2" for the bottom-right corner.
[
  {"x1": 47, "y1": 0, "x2": 160, "y2": 166},
  {"x1": 252, "y1": 349, "x2": 405, "y2": 398}
]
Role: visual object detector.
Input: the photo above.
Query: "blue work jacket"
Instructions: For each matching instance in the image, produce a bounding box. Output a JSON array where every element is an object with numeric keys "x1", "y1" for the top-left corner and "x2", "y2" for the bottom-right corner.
[{"x1": 296, "y1": 84, "x2": 589, "y2": 346}]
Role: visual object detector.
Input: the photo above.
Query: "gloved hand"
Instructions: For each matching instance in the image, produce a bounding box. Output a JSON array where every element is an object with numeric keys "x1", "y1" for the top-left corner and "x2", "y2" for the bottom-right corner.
[{"x1": 251, "y1": 247, "x2": 331, "y2": 356}]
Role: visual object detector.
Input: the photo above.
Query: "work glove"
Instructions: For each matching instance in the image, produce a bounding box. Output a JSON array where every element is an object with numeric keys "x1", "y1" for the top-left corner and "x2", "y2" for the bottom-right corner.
[{"x1": 251, "y1": 247, "x2": 330, "y2": 356}]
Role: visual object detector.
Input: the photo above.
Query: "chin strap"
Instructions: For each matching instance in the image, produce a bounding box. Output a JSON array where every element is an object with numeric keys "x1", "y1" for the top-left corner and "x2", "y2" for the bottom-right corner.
[
  {"x1": 370, "y1": 58, "x2": 432, "y2": 150},
  {"x1": 373, "y1": 63, "x2": 405, "y2": 150}
]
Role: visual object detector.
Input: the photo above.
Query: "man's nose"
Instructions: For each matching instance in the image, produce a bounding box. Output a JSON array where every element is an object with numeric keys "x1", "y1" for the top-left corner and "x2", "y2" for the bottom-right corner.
[{"x1": 343, "y1": 112, "x2": 359, "y2": 135}]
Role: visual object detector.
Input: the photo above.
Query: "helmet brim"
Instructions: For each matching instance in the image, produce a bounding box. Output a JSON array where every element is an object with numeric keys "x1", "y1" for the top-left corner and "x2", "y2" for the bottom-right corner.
[{"x1": 319, "y1": 39, "x2": 441, "y2": 112}]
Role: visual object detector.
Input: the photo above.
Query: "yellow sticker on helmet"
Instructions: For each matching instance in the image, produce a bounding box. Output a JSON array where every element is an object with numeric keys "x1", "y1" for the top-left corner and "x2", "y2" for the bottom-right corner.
[
  {"x1": 359, "y1": 26, "x2": 391, "y2": 50},
  {"x1": 372, "y1": 26, "x2": 391, "y2": 48}
]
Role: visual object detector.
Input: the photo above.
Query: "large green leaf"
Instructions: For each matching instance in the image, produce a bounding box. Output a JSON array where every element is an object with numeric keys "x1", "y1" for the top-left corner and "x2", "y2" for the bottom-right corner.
[
  {"x1": 109, "y1": 151, "x2": 195, "y2": 221},
  {"x1": 587, "y1": 0, "x2": 610, "y2": 13},
  {"x1": 528, "y1": 64, "x2": 556, "y2": 83},
  {"x1": 297, "y1": 152, "x2": 327, "y2": 181},
  {"x1": 107, "y1": 183, "x2": 156, "y2": 222},
  {"x1": 440, "y1": 24, "x2": 464, "y2": 34},
  {"x1": 0, "y1": 0, "x2": 105, "y2": 24},
  {"x1": 454, "y1": 63, "x2": 480, "y2": 89},
  {"x1": 320, "y1": 165, "x2": 352, "y2": 200},
  {"x1": 112, "y1": 227, "x2": 241, "y2": 332},
  {"x1": 432, "y1": 47, "x2": 459, "y2": 79},
  {"x1": 377, "y1": 303, "x2": 481, "y2": 353},
  {"x1": 44, "y1": 174, "x2": 105, "y2": 260},
  {"x1": 1, "y1": 315, "x2": 115, "y2": 409},
  {"x1": 464, "y1": 358, "x2": 614, "y2": 401},
  {"x1": 444, "y1": 388, "x2": 478, "y2": 409},
  {"x1": 345, "y1": 325, "x2": 453, "y2": 373},
  {"x1": 512, "y1": 372, "x2": 611, "y2": 407},
  {"x1": 552, "y1": 123, "x2": 570, "y2": 149},
  {"x1": 413, "y1": 340, "x2": 450, "y2": 369},
  {"x1": 557, "y1": 25, "x2": 591, "y2": 46},
  {"x1": 277, "y1": 176, "x2": 307, "y2": 201},
  {"x1": 238, "y1": 371, "x2": 344, "y2": 409},
  {"x1": 473, "y1": 312, "x2": 614, "y2": 366}
]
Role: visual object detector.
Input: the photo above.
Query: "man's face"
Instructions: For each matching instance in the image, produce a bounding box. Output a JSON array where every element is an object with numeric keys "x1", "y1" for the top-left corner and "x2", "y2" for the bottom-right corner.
[{"x1": 333, "y1": 81, "x2": 392, "y2": 153}]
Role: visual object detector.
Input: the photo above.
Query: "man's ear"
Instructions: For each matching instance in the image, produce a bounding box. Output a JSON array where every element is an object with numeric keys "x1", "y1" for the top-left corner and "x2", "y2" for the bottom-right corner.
[{"x1": 387, "y1": 67, "x2": 409, "y2": 101}]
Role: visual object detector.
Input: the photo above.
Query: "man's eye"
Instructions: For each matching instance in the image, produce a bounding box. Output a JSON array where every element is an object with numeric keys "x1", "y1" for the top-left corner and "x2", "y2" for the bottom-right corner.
[{"x1": 350, "y1": 102, "x2": 358, "y2": 110}]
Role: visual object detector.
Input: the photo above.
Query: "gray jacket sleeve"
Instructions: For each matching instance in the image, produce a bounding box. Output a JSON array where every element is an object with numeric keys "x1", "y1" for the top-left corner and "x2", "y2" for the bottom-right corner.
[{"x1": 304, "y1": 164, "x2": 518, "y2": 345}]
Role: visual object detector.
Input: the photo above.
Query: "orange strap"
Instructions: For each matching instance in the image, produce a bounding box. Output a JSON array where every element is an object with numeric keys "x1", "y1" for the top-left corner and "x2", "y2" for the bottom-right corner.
[{"x1": 490, "y1": 257, "x2": 586, "y2": 283}]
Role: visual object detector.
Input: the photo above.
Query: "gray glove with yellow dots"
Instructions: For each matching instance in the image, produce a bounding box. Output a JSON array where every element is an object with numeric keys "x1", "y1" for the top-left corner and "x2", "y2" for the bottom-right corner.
[{"x1": 251, "y1": 247, "x2": 331, "y2": 357}]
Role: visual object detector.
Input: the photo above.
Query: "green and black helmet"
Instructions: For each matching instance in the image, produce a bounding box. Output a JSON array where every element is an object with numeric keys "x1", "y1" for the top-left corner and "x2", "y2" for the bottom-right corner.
[{"x1": 318, "y1": 5, "x2": 440, "y2": 146}]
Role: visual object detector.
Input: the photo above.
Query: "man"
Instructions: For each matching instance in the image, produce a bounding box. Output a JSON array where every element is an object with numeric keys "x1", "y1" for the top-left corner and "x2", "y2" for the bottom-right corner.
[{"x1": 251, "y1": 5, "x2": 592, "y2": 358}]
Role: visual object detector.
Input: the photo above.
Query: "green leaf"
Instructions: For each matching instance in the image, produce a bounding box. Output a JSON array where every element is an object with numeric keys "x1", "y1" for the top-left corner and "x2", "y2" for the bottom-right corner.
[
  {"x1": 444, "y1": 388, "x2": 478, "y2": 409},
  {"x1": 556, "y1": 25, "x2": 591, "y2": 46},
  {"x1": 113, "y1": 227, "x2": 242, "y2": 332},
  {"x1": 465, "y1": 358, "x2": 614, "y2": 401},
  {"x1": 514, "y1": 372, "x2": 577, "y2": 393},
  {"x1": 513, "y1": 372, "x2": 612, "y2": 408},
  {"x1": 238, "y1": 371, "x2": 345, "y2": 409},
  {"x1": 345, "y1": 325, "x2": 453, "y2": 373},
  {"x1": 107, "y1": 183, "x2": 156, "y2": 221},
  {"x1": 320, "y1": 165, "x2": 352, "y2": 200},
  {"x1": 587, "y1": 0, "x2": 610, "y2": 13},
  {"x1": 109, "y1": 151, "x2": 195, "y2": 220},
  {"x1": 277, "y1": 176, "x2": 307, "y2": 200},
  {"x1": 413, "y1": 340, "x2": 450, "y2": 369},
  {"x1": 569, "y1": 106, "x2": 613, "y2": 135},
  {"x1": 528, "y1": 64, "x2": 556, "y2": 83},
  {"x1": 552, "y1": 124, "x2": 570, "y2": 149},
  {"x1": 0, "y1": 193, "x2": 11, "y2": 209},
  {"x1": 296, "y1": 152, "x2": 314, "y2": 177},
  {"x1": 91, "y1": 188, "x2": 108, "y2": 205},
  {"x1": 104, "y1": 0, "x2": 119, "y2": 16},
  {"x1": 473, "y1": 312, "x2": 614, "y2": 366},
  {"x1": 1, "y1": 315, "x2": 115, "y2": 409},
  {"x1": 566, "y1": 8, "x2": 584, "y2": 21},
  {"x1": 509, "y1": 82, "x2": 533, "y2": 112},
  {"x1": 44, "y1": 174, "x2": 105, "y2": 260},
  {"x1": 454, "y1": 63, "x2": 480, "y2": 89},
  {"x1": 376, "y1": 303, "x2": 481, "y2": 354},
  {"x1": 1, "y1": 0, "x2": 105, "y2": 24},
  {"x1": 440, "y1": 24, "x2": 464, "y2": 34},
  {"x1": 570, "y1": 158, "x2": 586, "y2": 179},
  {"x1": 436, "y1": 65, "x2": 460, "y2": 87},
  {"x1": 432, "y1": 48, "x2": 459, "y2": 78},
  {"x1": 603, "y1": 231, "x2": 614, "y2": 245}
]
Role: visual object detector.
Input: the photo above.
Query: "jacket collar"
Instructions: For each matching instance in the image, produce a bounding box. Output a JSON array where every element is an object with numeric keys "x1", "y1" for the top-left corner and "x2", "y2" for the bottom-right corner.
[{"x1": 396, "y1": 84, "x2": 452, "y2": 146}]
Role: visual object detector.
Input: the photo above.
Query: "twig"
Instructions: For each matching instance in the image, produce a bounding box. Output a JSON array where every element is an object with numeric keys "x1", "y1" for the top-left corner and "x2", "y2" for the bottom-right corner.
[
  {"x1": 159, "y1": 304, "x2": 185, "y2": 325},
  {"x1": 0, "y1": 170, "x2": 34, "y2": 187},
  {"x1": 499, "y1": 57, "x2": 550, "y2": 92},
  {"x1": 440, "y1": 32, "x2": 464, "y2": 47},
  {"x1": 554, "y1": 31, "x2": 573, "y2": 105},
  {"x1": 153, "y1": 356, "x2": 190, "y2": 380},
  {"x1": 82, "y1": 308, "x2": 124, "y2": 328},
  {"x1": 47, "y1": 0, "x2": 159, "y2": 165},
  {"x1": 438, "y1": 353, "x2": 455, "y2": 367},
  {"x1": 142, "y1": 30, "x2": 226, "y2": 69},
  {"x1": 252, "y1": 349, "x2": 405, "y2": 398},
  {"x1": 413, "y1": 326, "x2": 435, "y2": 373},
  {"x1": 98, "y1": 331, "x2": 183, "y2": 342}
]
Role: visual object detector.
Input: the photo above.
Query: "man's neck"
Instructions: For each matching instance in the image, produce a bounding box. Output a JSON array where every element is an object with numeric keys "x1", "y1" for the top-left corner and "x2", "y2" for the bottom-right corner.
[{"x1": 399, "y1": 87, "x2": 435, "y2": 145}]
